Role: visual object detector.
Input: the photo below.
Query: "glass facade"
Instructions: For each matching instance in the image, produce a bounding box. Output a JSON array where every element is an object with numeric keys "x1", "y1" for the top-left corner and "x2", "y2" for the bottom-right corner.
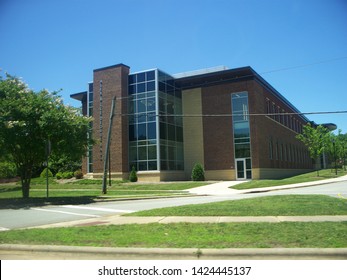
[
  {"x1": 158, "y1": 71, "x2": 184, "y2": 171},
  {"x1": 232, "y1": 92, "x2": 252, "y2": 179},
  {"x1": 128, "y1": 69, "x2": 184, "y2": 171},
  {"x1": 128, "y1": 70, "x2": 157, "y2": 171}
]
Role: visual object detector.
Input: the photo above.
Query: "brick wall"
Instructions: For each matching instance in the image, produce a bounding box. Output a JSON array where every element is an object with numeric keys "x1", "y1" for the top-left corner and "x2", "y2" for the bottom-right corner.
[
  {"x1": 200, "y1": 79, "x2": 312, "y2": 174},
  {"x1": 249, "y1": 80, "x2": 313, "y2": 170},
  {"x1": 92, "y1": 64, "x2": 130, "y2": 174},
  {"x1": 201, "y1": 81, "x2": 250, "y2": 171}
]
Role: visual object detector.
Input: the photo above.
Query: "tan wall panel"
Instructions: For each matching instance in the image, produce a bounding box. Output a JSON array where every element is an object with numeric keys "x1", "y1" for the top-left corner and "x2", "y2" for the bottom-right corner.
[
  {"x1": 160, "y1": 171, "x2": 186, "y2": 181},
  {"x1": 205, "y1": 170, "x2": 236, "y2": 181},
  {"x1": 92, "y1": 172, "x2": 129, "y2": 180},
  {"x1": 182, "y1": 88, "x2": 204, "y2": 179}
]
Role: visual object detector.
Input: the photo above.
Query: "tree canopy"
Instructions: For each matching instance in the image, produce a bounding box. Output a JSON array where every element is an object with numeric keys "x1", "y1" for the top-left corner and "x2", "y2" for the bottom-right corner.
[
  {"x1": 0, "y1": 73, "x2": 92, "y2": 198},
  {"x1": 296, "y1": 123, "x2": 330, "y2": 176}
]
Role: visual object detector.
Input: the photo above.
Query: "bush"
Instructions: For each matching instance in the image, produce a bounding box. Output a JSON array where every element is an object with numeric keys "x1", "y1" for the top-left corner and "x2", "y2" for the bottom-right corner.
[
  {"x1": 129, "y1": 166, "x2": 138, "y2": 182},
  {"x1": 40, "y1": 168, "x2": 53, "y2": 178},
  {"x1": 56, "y1": 171, "x2": 75, "y2": 180},
  {"x1": 62, "y1": 171, "x2": 74, "y2": 179},
  {"x1": 0, "y1": 161, "x2": 17, "y2": 179},
  {"x1": 48, "y1": 155, "x2": 82, "y2": 175},
  {"x1": 56, "y1": 172, "x2": 63, "y2": 180},
  {"x1": 191, "y1": 163, "x2": 205, "y2": 181},
  {"x1": 74, "y1": 170, "x2": 83, "y2": 179}
]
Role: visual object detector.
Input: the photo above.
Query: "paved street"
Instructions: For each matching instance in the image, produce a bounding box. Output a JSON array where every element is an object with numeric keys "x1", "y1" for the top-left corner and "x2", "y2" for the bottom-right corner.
[{"x1": 0, "y1": 179, "x2": 346, "y2": 231}]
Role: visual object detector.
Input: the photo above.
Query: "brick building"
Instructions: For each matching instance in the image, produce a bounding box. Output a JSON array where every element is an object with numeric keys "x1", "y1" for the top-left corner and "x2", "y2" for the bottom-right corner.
[{"x1": 71, "y1": 64, "x2": 314, "y2": 181}]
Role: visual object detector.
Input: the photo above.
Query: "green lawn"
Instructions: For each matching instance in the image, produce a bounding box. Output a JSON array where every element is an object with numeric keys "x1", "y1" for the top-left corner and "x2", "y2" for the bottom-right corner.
[
  {"x1": 233, "y1": 169, "x2": 347, "y2": 190},
  {"x1": 127, "y1": 195, "x2": 347, "y2": 216},
  {"x1": 0, "y1": 178, "x2": 207, "y2": 207},
  {"x1": 0, "y1": 222, "x2": 346, "y2": 248}
]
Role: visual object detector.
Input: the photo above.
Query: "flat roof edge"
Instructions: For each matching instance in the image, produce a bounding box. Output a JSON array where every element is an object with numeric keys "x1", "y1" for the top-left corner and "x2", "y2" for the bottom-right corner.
[
  {"x1": 94, "y1": 63, "x2": 130, "y2": 72},
  {"x1": 70, "y1": 91, "x2": 87, "y2": 101}
]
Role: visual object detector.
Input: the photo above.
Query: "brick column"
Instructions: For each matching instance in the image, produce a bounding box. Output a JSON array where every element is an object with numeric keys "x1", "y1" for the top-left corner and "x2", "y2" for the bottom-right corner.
[{"x1": 92, "y1": 64, "x2": 130, "y2": 176}]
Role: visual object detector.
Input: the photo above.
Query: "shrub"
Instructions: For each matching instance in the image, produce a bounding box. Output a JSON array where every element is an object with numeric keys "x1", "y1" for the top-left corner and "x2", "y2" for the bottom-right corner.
[
  {"x1": 74, "y1": 170, "x2": 83, "y2": 179},
  {"x1": 56, "y1": 172, "x2": 63, "y2": 180},
  {"x1": 62, "y1": 171, "x2": 74, "y2": 179},
  {"x1": 129, "y1": 166, "x2": 138, "y2": 182},
  {"x1": 40, "y1": 168, "x2": 53, "y2": 178},
  {"x1": 0, "y1": 161, "x2": 17, "y2": 179},
  {"x1": 191, "y1": 163, "x2": 205, "y2": 181}
]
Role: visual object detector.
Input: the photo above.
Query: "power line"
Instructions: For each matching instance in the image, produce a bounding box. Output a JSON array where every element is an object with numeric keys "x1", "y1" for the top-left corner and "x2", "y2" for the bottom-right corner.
[
  {"x1": 260, "y1": 56, "x2": 347, "y2": 75},
  {"x1": 99, "y1": 56, "x2": 347, "y2": 103},
  {"x1": 119, "y1": 110, "x2": 347, "y2": 118}
]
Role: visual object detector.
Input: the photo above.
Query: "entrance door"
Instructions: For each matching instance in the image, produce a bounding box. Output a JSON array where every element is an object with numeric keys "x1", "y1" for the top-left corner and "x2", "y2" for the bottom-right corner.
[{"x1": 236, "y1": 159, "x2": 246, "y2": 180}]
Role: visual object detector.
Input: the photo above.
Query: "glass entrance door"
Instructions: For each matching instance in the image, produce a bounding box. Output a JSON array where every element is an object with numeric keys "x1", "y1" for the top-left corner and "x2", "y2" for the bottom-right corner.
[{"x1": 236, "y1": 159, "x2": 246, "y2": 180}]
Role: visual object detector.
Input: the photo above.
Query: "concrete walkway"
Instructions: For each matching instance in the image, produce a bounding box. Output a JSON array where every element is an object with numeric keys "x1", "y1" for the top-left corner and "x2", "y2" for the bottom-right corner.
[
  {"x1": 22, "y1": 174, "x2": 347, "y2": 230},
  {"x1": 2, "y1": 175, "x2": 347, "y2": 260},
  {"x1": 187, "y1": 181, "x2": 244, "y2": 195},
  {"x1": 187, "y1": 174, "x2": 347, "y2": 196}
]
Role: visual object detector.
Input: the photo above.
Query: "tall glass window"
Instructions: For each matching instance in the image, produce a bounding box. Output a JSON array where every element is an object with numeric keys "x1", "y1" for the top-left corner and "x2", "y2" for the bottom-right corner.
[
  {"x1": 158, "y1": 70, "x2": 184, "y2": 171},
  {"x1": 128, "y1": 70, "x2": 184, "y2": 171},
  {"x1": 128, "y1": 70, "x2": 157, "y2": 171},
  {"x1": 232, "y1": 92, "x2": 252, "y2": 179}
]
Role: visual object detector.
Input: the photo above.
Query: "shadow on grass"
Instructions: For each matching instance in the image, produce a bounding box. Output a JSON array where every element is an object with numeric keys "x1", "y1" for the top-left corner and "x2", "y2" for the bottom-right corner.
[
  {"x1": 0, "y1": 196, "x2": 97, "y2": 209},
  {"x1": 0, "y1": 186, "x2": 22, "y2": 193}
]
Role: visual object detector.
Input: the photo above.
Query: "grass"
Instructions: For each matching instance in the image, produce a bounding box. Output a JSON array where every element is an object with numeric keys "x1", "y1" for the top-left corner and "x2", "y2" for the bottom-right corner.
[
  {"x1": 0, "y1": 222, "x2": 346, "y2": 248},
  {"x1": 233, "y1": 169, "x2": 347, "y2": 190},
  {"x1": 0, "y1": 178, "x2": 207, "y2": 208},
  {"x1": 127, "y1": 195, "x2": 347, "y2": 216}
]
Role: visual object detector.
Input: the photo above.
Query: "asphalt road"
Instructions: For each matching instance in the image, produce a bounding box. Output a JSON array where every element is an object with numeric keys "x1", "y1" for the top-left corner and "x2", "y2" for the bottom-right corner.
[{"x1": 0, "y1": 181, "x2": 346, "y2": 231}]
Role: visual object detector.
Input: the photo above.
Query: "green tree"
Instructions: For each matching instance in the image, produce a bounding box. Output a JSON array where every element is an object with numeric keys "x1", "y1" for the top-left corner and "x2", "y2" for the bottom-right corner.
[
  {"x1": 296, "y1": 123, "x2": 330, "y2": 176},
  {"x1": 335, "y1": 130, "x2": 347, "y2": 171},
  {"x1": 0, "y1": 74, "x2": 92, "y2": 198}
]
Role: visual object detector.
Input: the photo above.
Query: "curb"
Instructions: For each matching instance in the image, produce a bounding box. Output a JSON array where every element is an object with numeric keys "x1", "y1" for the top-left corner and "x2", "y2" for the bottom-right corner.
[
  {"x1": 95, "y1": 193, "x2": 200, "y2": 202},
  {"x1": 1, "y1": 244, "x2": 347, "y2": 260},
  {"x1": 239, "y1": 176, "x2": 347, "y2": 195}
]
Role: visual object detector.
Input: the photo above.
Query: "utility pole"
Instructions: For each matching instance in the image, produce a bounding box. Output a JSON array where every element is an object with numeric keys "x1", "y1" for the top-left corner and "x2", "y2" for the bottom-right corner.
[
  {"x1": 102, "y1": 96, "x2": 116, "y2": 194},
  {"x1": 45, "y1": 137, "x2": 51, "y2": 198},
  {"x1": 109, "y1": 148, "x2": 111, "y2": 187}
]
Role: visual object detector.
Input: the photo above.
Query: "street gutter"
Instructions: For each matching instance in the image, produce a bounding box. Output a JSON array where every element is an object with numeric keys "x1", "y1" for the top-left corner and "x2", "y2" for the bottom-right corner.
[{"x1": 1, "y1": 244, "x2": 347, "y2": 260}]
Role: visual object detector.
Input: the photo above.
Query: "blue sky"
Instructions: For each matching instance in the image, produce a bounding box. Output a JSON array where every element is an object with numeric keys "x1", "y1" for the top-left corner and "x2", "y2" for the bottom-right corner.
[{"x1": 1, "y1": 0, "x2": 346, "y2": 133}]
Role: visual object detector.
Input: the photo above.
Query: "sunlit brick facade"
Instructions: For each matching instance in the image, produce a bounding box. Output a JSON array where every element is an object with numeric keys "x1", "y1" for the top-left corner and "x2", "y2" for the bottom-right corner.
[{"x1": 71, "y1": 64, "x2": 314, "y2": 181}]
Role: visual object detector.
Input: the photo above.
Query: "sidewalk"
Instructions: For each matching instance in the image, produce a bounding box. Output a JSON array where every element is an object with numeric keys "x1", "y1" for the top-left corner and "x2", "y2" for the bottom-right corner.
[
  {"x1": 187, "y1": 174, "x2": 347, "y2": 196},
  {"x1": 2, "y1": 175, "x2": 347, "y2": 260},
  {"x1": 25, "y1": 174, "x2": 347, "y2": 229}
]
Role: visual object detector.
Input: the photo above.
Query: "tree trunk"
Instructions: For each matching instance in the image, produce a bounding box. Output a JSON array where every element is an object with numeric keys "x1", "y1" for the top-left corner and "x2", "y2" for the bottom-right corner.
[
  {"x1": 22, "y1": 180, "x2": 30, "y2": 198},
  {"x1": 19, "y1": 164, "x2": 33, "y2": 199}
]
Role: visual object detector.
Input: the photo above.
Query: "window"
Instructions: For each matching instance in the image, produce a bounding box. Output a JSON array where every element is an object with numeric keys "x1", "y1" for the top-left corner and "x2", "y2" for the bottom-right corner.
[
  {"x1": 235, "y1": 143, "x2": 251, "y2": 158},
  {"x1": 147, "y1": 81, "x2": 155, "y2": 91},
  {"x1": 281, "y1": 109, "x2": 285, "y2": 125},
  {"x1": 234, "y1": 122, "x2": 250, "y2": 138},
  {"x1": 146, "y1": 71, "x2": 155, "y2": 81},
  {"x1": 266, "y1": 98, "x2": 270, "y2": 115},
  {"x1": 128, "y1": 70, "x2": 184, "y2": 171},
  {"x1": 269, "y1": 139, "x2": 273, "y2": 160},
  {"x1": 232, "y1": 92, "x2": 252, "y2": 179},
  {"x1": 271, "y1": 103, "x2": 276, "y2": 119},
  {"x1": 137, "y1": 72, "x2": 145, "y2": 83}
]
